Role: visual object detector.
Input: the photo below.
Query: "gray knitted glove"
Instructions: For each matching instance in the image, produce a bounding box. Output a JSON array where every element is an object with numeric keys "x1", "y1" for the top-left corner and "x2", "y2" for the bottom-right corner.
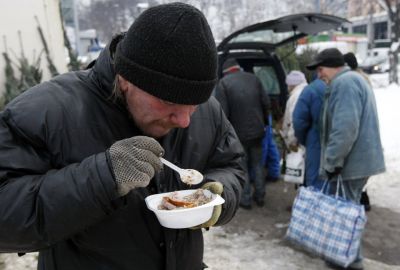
[
  {"x1": 191, "y1": 182, "x2": 224, "y2": 229},
  {"x1": 107, "y1": 136, "x2": 164, "y2": 196}
]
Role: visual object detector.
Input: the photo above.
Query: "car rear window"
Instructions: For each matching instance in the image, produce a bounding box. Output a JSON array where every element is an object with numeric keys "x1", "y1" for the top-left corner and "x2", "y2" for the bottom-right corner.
[{"x1": 229, "y1": 30, "x2": 293, "y2": 45}]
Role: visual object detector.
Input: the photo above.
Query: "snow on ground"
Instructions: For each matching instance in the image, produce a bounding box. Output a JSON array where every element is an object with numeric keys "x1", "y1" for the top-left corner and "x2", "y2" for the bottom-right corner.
[
  {"x1": 204, "y1": 227, "x2": 326, "y2": 270},
  {"x1": 367, "y1": 73, "x2": 400, "y2": 214},
  {"x1": 0, "y1": 253, "x2": 37, "y2": 270},
  {"x1": 204, "y1": 227, "x2": 400, "y2": 270}
]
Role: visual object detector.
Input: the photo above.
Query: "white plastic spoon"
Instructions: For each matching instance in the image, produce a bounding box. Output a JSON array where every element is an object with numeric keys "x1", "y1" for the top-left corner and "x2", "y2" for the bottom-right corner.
[{"x1": 160, "y1": 157, "x2": 203, "y2": 185}]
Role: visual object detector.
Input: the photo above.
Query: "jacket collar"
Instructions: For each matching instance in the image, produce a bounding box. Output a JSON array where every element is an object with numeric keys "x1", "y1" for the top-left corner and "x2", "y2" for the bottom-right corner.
[
  {"x1": 331, "y1": 66, "x2": 350, "y2": 82},
  {"x1": 88, "y1": 35, "x2": 122, "y2": 99},
  {"x1": 289, "y1": 82, "x2": 307, "y2": 96}
]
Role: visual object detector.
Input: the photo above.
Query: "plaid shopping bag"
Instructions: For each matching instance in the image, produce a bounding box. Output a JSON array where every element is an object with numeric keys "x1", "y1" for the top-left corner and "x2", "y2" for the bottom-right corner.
[{"x1": 285, "y1": 178, "x2": 367, "y2": 267}]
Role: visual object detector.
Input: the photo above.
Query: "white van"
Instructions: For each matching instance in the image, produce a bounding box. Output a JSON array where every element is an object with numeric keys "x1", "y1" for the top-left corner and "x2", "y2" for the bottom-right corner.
[{"x1": 359, "y1": 47, "x2": 390, "y2": 73}]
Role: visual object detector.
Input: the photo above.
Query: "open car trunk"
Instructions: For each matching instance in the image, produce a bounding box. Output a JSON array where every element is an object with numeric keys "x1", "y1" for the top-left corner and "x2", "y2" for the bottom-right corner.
[{"x1": 217, "y1": 13, "x2": 349, "y2": 120}]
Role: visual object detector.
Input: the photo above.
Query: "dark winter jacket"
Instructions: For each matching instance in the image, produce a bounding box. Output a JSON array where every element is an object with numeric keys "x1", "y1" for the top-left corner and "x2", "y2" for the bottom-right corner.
[
  {"x1": 214, "y1": 70, "x2": 270, "y2": 145},
  {"x1": 293, "y1": 79, "x2": 326, "y2": 188},
  {"x1": 0, "y1": 43, "x2": 245, "y2": 270}
]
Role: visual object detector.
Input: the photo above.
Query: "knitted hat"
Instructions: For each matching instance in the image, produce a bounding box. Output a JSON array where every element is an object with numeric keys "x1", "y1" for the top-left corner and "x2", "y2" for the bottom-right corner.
[
  {"x1": 285, "y1": 70, "x2": 307, "y2": 86},
  {"x1": 114, "y1": 3, "x2": 217, "y2": 105},
  {"x1": 343, "y1": 52, "x2": 358, "y2": 70},
  {"x1": 306, "y1": 48, "x2": 345, "y2": 70}
]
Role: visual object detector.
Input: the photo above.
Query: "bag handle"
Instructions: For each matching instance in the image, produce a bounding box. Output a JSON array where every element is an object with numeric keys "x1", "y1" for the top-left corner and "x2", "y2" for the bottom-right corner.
[
  {"x1": 335, "y1": 175, "x2": 347, "y2": 200},
  {"x1": 320, "y1": 175, "x2": 347, "y2": 200},
  {"x1": 320, "y1": 180, "x2": 330, "y2": 193}
]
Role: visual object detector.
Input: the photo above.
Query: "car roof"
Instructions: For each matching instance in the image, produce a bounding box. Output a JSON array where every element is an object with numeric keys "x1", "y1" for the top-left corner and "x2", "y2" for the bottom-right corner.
[{"x1": 218, "y1": 13, "x2": 349, "y2": 51}]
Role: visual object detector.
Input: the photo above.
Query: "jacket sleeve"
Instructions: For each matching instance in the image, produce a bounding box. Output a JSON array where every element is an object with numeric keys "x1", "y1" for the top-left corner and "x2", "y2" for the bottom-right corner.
[
  {"x1": 293, "y1": 89, "x2": 312, "y2": 146},
  {"x1": 0, "y1": 109, "x2": 119, "y2": 253},
  {"x1": 323, "y1": 80, "x2": 361, "y2": 172},
  {"x1": 203, "y1": 100, "x2": 246, "y2": 226}
]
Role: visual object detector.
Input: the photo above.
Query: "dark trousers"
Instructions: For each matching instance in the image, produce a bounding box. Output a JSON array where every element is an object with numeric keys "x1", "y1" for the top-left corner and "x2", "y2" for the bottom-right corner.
[{"x1": 240, "y1": 139, "x2": 265, "y2": 205}]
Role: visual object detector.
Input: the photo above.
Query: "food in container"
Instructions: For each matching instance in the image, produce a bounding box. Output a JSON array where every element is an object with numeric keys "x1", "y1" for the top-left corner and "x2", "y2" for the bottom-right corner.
[{"x1": 145, "y1": 189, "x2": 225, "y2": 229}]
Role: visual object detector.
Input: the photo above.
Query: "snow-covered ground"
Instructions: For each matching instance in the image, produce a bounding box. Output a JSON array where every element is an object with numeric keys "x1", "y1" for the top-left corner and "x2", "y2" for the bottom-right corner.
[
  {"x1": 204, "y1": 228, "x2": 399, "y2": 270},
  {"x1": 366, "y1": 74, "x2": 400, "y2": 214}
]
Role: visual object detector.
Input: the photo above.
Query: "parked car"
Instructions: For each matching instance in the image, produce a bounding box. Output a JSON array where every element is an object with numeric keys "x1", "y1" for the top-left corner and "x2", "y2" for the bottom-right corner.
[
  {"x1": 359, "y1": 48, "x2": 390, "y2": 74},
  {"x1": 217, "y1": 13, "x2": 348, "y2": 120}
]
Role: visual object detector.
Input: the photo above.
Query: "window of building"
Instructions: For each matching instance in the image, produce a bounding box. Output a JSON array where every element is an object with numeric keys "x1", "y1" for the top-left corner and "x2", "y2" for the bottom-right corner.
[
  {"x1": 374, "y1": 21, "x2": 388, "y2": 40},
  {"x1": 353, "y1": 25, "x2": 367, "y2": 34}
]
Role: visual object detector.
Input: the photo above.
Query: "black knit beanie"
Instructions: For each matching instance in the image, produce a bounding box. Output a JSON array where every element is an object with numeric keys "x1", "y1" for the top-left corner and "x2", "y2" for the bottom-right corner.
[
  {"x1": 114, "y1": 2, "x2": 217, "y2": 105},
  {"x1": 343, "y1": 52, "x2": 358, "y2": 70}
]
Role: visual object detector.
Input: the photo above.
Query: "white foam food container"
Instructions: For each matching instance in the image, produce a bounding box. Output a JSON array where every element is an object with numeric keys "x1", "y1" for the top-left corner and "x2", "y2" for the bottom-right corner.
[{"x1": 145, "y1": 189, "x2": 225, "y2": 229}]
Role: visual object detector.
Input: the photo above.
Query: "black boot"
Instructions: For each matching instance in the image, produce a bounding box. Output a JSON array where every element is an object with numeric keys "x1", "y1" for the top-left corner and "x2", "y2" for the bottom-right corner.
[{"x1": 360, "y1": 191, "x2": 371, "y2": 211}]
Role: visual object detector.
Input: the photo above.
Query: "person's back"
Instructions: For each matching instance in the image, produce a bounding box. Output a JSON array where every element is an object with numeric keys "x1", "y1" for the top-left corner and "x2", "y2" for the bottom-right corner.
[
  {"x1": 343, "y1": 51, "x2": 373, "y2": 210},
  {"x1": 321, "y1": 69, "x2": 385, "y2": 179},
  {"x1": 293, "y1": 78, "x2": 326, "y2": 189},
  {"x1": 215, "y1": 59, "x2": 269, "y2": 208},
  {"x1": 215, "y1": 60, "x2": 269, "y2": 145}
]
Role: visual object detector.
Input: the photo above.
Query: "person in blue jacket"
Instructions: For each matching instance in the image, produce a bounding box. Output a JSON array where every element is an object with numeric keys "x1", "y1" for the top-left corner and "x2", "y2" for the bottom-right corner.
[{"x1": 292, "y1": 77, "x2": 327, "y2": 189}]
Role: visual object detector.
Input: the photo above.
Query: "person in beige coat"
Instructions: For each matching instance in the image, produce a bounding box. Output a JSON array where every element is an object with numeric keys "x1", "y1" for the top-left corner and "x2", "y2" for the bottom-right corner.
[{"x1": 280, "y1": 70, "x2": 308, "y2": 151}]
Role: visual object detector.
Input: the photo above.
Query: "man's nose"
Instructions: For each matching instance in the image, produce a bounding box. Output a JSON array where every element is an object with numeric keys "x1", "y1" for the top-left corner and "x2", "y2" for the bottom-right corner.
[{"x1": 170, "y1": 106, "x2": 195, "y2": 128}]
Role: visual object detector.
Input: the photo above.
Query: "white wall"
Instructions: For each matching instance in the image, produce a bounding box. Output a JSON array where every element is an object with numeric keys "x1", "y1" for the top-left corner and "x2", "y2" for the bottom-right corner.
[{"x1": 0, "y1": 0, "x2": 68, "y2": 95}]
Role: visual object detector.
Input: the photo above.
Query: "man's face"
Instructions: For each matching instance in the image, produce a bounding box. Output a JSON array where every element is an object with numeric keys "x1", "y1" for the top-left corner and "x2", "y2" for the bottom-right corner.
[
  {"x1": 119, "y1": 76, "x2": 197, "y2": 138},
  {"x1": 316, "y1": 66, "x2": 340, "y2": 84}
]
